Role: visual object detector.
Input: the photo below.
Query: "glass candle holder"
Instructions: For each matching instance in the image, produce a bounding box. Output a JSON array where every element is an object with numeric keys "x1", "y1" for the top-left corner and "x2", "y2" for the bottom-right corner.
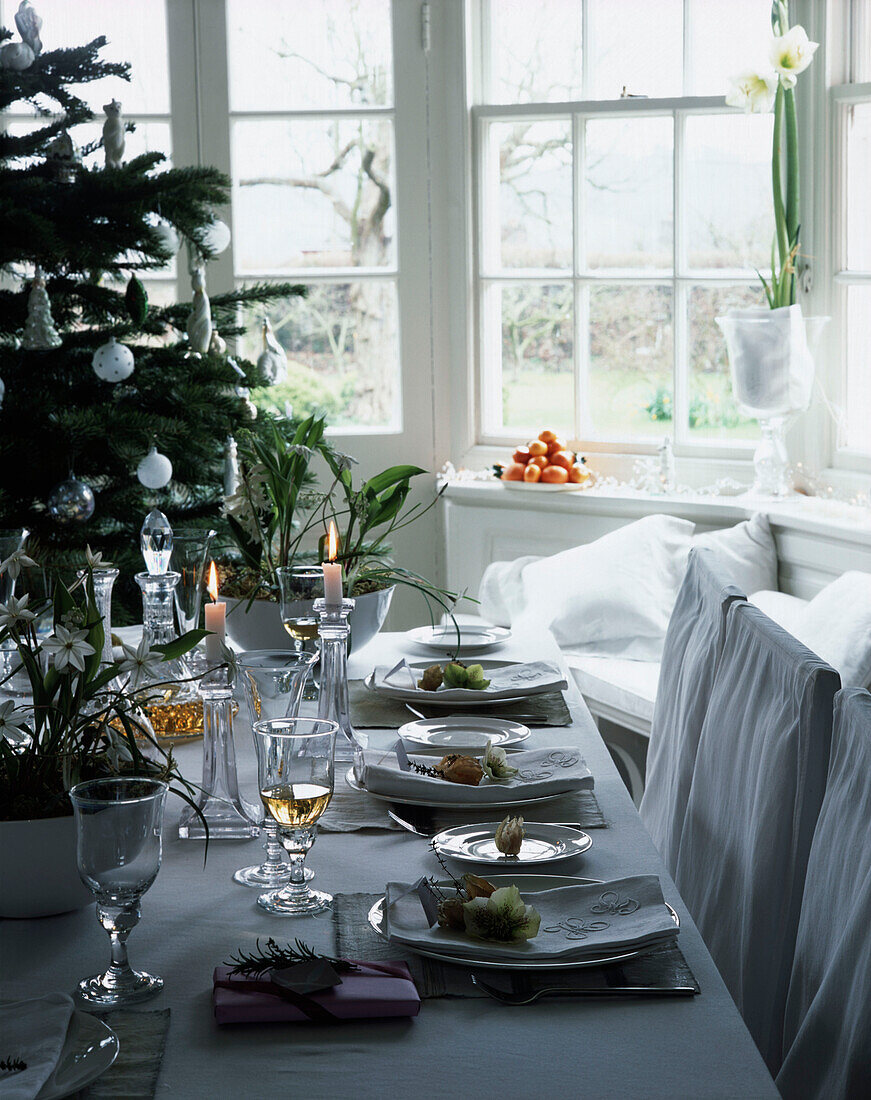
[{"x1": 314, "y1": 596, "x2": 358, "y2": 763}]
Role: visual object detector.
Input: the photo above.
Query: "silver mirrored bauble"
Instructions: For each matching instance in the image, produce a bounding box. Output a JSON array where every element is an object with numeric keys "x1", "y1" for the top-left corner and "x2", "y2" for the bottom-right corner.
[{"x1": 47, "y1": 478, "x2": 95, "y2": 525}]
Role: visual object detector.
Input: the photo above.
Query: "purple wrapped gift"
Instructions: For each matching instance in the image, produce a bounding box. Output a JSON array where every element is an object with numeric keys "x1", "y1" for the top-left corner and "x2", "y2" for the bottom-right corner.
[{"x1": 213, "y1": 961, "x2": 421, "y2": 1025}]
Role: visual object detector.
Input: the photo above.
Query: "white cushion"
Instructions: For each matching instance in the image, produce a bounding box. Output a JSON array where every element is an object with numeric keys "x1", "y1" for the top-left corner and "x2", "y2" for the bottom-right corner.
[
  {"x1": 478, "y1": 555, "x2": 541, "y2": 628},
  {"x1": 693, "y1": 513, "x2": 778, "y2": 595},
  {"x1": 517, "y1": 515, "x2": 695, "y2": 660},
  {"x1": 564, "y1": 653, "x2": 659, "y2": 729},
  {"x1": 752, "y1": 572, "x2": 871, "y2": 688}
]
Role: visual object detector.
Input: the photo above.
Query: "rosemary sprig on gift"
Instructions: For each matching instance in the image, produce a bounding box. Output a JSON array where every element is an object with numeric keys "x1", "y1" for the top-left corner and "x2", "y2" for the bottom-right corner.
[
  {"x1": 226, "y1": 937, "x2": 357, "y2": 978},
  {"x1": 0, "y1": 1057, "x2": 27, "y2": 1072}
]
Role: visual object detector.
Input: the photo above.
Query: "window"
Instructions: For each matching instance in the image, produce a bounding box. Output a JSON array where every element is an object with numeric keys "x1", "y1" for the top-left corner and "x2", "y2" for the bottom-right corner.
[
  {"x1": 833, "y1": 0, "x2": 871, "y2": 458},
  {"x1": 225, "y1": 0, "x2": 401, "y2": 430},
  {"x1": 474, "y1": 0, "x2": 777, "y2": 451}
]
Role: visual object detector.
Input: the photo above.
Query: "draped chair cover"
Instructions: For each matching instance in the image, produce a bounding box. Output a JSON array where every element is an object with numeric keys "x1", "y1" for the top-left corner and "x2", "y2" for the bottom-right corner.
[
  {"x1": 639, "y1": 547, "x2": 745, "y2": 873},
  {"x1": 777, "y1": 688, "x2": 871, "y2": 1099},
  {"x1": 674, "y1": 601, "x2": 840, "y2": 1073}
]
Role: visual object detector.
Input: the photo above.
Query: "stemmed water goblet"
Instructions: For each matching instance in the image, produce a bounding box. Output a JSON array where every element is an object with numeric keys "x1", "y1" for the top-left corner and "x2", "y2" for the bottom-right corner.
[
  {"x1": 69, "y1": 777, "x2": 167, "y2": 1006},
  {"x1": 252, "y1": 717, "x2": 337, "y2": 915},
  {"x1": 233, "y1": 650, "x2": 319, "y2": 888}
]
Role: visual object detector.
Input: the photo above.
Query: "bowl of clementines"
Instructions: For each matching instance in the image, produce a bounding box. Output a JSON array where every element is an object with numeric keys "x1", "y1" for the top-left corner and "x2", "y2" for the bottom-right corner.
[{"x1": 497, "y1": 430, "x2": 591, "y2": 491}]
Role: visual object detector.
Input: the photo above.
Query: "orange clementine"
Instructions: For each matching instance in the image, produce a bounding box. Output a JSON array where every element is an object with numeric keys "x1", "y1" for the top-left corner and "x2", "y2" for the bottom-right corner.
[
  {"x1": 546, "y1": 438, "x2": 566, "y2": 455},
  {"x1": 549, "y1": 450, "x2": 575, "y2": 471},
  {"x1": 501, "y1": 462, "x2": 525, "y2": 481},
  {"x1": 541, "y1": 465, "x2": 569, "y2": 484},
  {"x1": 528, "y1": 440, "x2": 548, "y2": 457},
  {"x1": 523, "y1": 463, "x2": 542, "y2": 482},
  {"x1": 538, "y1": 429, "x2": 558, "y2": 444},
  {"x1": 513, "y1": 445, "x2": 531, "y2": 464},
  {"x1": 529, "y1": 455, "x2": 548, "y2": 470},
  {"x1": 568, "y1": 464, "x2": 589, "y2": 483}
]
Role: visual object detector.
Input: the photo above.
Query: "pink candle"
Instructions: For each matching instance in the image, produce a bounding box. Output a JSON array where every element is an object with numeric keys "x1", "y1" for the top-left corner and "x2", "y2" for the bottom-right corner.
[
  {"x1": 205, "y1": 561, "x2": 225, "y2": 661},
  {"x1": 322, "y1": 521, "x2": 343, "y2": 608}
]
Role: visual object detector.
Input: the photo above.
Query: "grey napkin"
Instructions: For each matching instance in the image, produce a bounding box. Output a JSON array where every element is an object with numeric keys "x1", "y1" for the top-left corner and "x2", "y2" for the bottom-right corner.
[
  {"x1": 385, "y1": 875, "x2": 677, "y2": 962},
  {"x1": 0, "y1": 993, "x2": 74, "y2": 1100}
]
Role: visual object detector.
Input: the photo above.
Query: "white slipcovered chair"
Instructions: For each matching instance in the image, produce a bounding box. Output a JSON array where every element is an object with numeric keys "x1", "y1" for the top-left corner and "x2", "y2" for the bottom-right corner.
[
  {"x1": 776, "y1": 688, "x2": 871, "y2": 1099},
  {"x1": 674, "y1": 601, "x2": 840, "y2": 1073},
  {"x1": 639, "y1": 547, "x2": 746, "y2": 874}
]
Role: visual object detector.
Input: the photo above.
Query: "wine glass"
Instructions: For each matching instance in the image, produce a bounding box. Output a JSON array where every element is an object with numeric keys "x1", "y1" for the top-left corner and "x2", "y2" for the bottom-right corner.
[
  {"x1": 69, "y1": 777, "x2": 167, "y2": 1006},
  {"x1": 252, "y1": 717, "x2": 338, "y2": 915},
  {"x1": 276, "y1": 566, "x2": 324, "y2": 655},
  {"x1": 170, "y1": 528, "x2": 216, "y2": 671},
  {"x1": 233, "y1": 650, "x2": 319, "y2": 888}
]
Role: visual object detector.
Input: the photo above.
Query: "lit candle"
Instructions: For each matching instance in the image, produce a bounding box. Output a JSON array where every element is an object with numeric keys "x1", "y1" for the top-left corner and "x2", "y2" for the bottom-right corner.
[
  {"x1": 322, "y1": 521, "x2": 343, "y2": 609},
  {"x1": 204, "y1": 560, "x2": 225, "y2": 662}
]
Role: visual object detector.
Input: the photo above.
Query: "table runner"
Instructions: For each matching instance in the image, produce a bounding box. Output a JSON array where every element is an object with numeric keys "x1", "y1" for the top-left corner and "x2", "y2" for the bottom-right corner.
[
  {"x1": 82, "y1": 1008, "x2": 170, "y2": 1099},
  {"x1": 349, "y1": 680, "x2": 572, "y2": 728},
  {"x1": 332, "y1": 893, "x2": 699, "y2": 1000}
]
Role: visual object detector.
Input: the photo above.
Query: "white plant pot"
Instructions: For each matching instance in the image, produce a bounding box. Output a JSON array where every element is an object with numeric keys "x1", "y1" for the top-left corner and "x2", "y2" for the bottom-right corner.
[
  {"x1": 0, "y1": 814, "x2": 91, "y2": 918},
  {"x1": 222, "y1": 586, "x2": 395, "y2": 655}
]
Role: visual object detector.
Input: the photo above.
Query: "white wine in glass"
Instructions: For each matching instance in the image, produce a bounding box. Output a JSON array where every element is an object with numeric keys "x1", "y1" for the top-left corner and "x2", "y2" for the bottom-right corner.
[
  {"x1": 282, "y1": 617, "x2": 319, "y2": 645},
  {"x1": 260, "y1": 783, "x2": 332, "y2": 828}
]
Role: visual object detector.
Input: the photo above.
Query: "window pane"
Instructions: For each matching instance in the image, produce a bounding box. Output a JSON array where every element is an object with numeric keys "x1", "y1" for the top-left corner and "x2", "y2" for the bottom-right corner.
[
  {"x1": 231, "y1": 119, "x2": 395, "y2": 273},
  {"x1": 239, "y1": 281, "x2": 400, "y2": 429},
  {"x1": 686, "y1": 0, "x2": 774, "y2": 96},
  {"x1": 687, "y1": 285, "x2": 762, "y2": 442},
  {"x1": 845, "y1": 285, "x2": 871, "y2": 453},
  {"x1": 17, "y1": 0, "x2": 169, "y2": 115},
  {"x1": 846, "y1": 103, "x2": 871, "y2": 271},
  {"x1": 587, "y1": 285, "x2": 672, "y2": 438},
  {"x1": 684, "y1": 113, "x2": 773, "y2": 273},
  {"x1": 587, "y1": 0, "x2": 683, "y2": 100},
  {"x1": 486, "y1": 121, "x2": 572, "y2": 270},
  {"x1": 227, "y1": 0, "x2": 393, "y2": 111},
  {"x1": 585, "y1": 116, "x2": 673, "y2": 271},
  {"x1": 492, "y1": 284, "x2": 574, "y2": 435},
  {"x1": 486, "y1": 0, "x2": 583, "y2": 104}
]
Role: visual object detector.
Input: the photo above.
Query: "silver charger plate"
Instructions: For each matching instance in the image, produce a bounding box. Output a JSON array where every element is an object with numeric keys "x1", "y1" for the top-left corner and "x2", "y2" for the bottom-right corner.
[
  {"x1": 368, "y1": 873, "x2": 680, "y2": 971},
  {"x1": 432, "y1": 822, "x2": 593, "y2": 866},
  {"x1": 405, "y1": 624, "x2": 512, "y2": 656},
  {"x1": 367, "y1": 660, "x2": 535, "y2": 708},
  {"x1": 344, "y1": 768, "x2": 563, "y2": 811},
  {"x1": 398, "y1": 715, "x2": 530, "y2": 752},
  {"x1": 37, "y1": 1011, "x2": 119, "y2": 1100}
]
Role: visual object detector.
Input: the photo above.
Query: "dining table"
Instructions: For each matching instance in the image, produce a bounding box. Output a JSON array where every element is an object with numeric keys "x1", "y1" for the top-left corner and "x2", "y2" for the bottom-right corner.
[{"x1": 0, "y1": 629, "x2": 778, "y2": 1099}]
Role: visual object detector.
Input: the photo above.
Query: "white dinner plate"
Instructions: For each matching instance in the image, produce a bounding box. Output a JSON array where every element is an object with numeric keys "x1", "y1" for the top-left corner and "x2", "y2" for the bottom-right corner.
[
  {"x1": 500, "y1": 479, "x2": 586, "y2": 492},
  {"x1": 345, "y1": 768, "x2": 564, "y2": 811},
  {"x1": 432, "y1": 821, "x2": 593, "y2": 866},
  {"x1": 367, "y1": 660, "x2": 531, "y2": 708},
  {"x1": 398, "y1": 716, "x2": 530, "y2": 752},
  {"x1": 368, "y1": 873, "x2": 680, "y2": 970},
  {"x1": 405, "y1": 624, "x2": 512, "y2": 657},
  {"x1": 37, "y1": 1011, "x2": 119, "y2": 1100}
]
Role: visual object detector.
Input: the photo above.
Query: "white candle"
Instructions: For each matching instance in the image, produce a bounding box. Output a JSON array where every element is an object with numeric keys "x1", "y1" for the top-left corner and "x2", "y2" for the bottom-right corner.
[
  {"x1": 204, "y1": 561, "x2": 225, "y2": 661},
  {"x1": 322, "y1": 521, "x2": 343, "y2": 608}
]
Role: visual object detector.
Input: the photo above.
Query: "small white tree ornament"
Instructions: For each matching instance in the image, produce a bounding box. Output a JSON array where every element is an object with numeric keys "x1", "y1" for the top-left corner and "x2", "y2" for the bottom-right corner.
[
  {"x1": 256, "y1": 317, "x2": 287, "y2": 385},
  {"x1": 186, "y1": 265, "x2": 212, "y2": 354},
  {"x1": 21, "y1": 268, "x2": 62, "y2": 350},
  {"x1": 137, "y1": 446, "x2": 173, "y2": 489},
  {"x1": 102, "y1": 99, "x2": 125, "y2": 169}
]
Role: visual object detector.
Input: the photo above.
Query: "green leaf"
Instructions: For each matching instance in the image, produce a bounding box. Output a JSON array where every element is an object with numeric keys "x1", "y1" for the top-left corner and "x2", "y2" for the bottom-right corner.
[
  {"x1": 152, "y1": 629, "x2": 208, "y2": 661},
  {"x1": 364, "y1": 465, "x2": 425, "y2": 495}
]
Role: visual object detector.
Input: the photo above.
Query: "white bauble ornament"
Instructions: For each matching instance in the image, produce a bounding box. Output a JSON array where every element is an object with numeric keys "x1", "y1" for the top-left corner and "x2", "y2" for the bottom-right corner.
[
  {"x1": 0, "y1": 40, "x2": 34, "y2": 70},
  {"x1": 256, "y1": 317, "x2": 287, "y2": 385},
  {"x1": 186, "y1": 265, "x2": 212, "y2": 353},
  {"x1": 47, "y1": 477, "x2": 95, "y2": 525},
  {"x1": 200, "y1": 218, "x2": 231, "y2": 255},
  {"x1": 92, "y1": 337, "x2": 134, "y2": 382},
  {"x1": 137, "y1": 446, "x2": 173, "y2": 489},
  {"x1": 154, "y1": 220, "x2": 180, "y2": 257},
  {"x1": 15, "y1": 2, "x2": 42, "y2": 55}
]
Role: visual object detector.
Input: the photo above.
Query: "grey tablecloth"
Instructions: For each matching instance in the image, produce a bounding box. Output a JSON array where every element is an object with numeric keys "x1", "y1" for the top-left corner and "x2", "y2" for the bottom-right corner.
[{"x1": 0, "y1": 632, "x2": 776, "y2": 1099}]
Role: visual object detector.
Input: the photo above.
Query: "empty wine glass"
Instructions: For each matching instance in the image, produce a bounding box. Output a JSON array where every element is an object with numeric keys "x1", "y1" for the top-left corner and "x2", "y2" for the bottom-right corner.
[
  {"x1": 69, "y1": 777, "x2": 167, "y2": 1006},
  {"x1": 233, "y1": 650, "x2": 319, "y2": 888},
  {"x1": 171, "y1": 528, "x2": 216, "y2": 671},
  {"x1": 252, "y1": 717, "x2": 337, "y2": 916}
]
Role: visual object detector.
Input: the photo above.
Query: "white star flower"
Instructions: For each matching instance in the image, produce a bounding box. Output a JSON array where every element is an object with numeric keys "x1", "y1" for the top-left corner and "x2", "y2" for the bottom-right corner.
[
  {"x1": 0, "y1": 699, "x2": 31, "y2": 745},
  {"x1": 118, "y1": 636, "x2": 164, "y2": 687},
  {"x1": 0, "y1": 547, "x2": 38, "y2": 580},
  {"x1": 0, "y1": 593, "x2": 37, "y2": 630},
  {"x1": 769, "y1": 25, "x2": 818, "y2": 88},
  {"x1": 42, "y1": 624, "x2": 96, "y2": 673},
  {"x1": 85, "y1": 545, "x2": 113, "y2": 570},
  {"x1": 725, "y1": 70, "x2": 778, "y2": 114}
]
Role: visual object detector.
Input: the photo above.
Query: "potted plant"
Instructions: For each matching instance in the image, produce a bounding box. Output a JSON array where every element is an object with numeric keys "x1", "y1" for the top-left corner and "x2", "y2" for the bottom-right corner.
[
  {"x1": 0, "y1": 548, "x2": 203, "y2": 918},
  {"x1": 219, "y1": 413, "x2": 457, "y2": 651},
  {"x1": 718, "y1": 0, "x2": 824, "y2": 496}
]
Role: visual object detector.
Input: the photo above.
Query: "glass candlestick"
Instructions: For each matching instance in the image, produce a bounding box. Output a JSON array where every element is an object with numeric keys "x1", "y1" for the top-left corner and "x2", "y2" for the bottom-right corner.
[
  {"x1": 79, "y1": 566, "x2": 119, "y2": 667},
  {"x1": 178, "y1": 664, "x2": 261, "y2": 840},
  {"x1": 314, "y1": 597, "x2": 358, "y2": 763}
]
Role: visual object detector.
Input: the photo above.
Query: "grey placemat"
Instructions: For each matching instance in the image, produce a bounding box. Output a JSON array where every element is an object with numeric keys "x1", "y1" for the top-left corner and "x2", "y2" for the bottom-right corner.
[
  {"x1": 332, "y1": 894, "x2": 699, "y2": 1000},
  {"x1": 319, "y1": 777, "x2": 606, "y2": 833},
  {"x1": 349, "y1": 680, "x2": 572, "y2": 729},
  {"x1": 79, "y1": 1008, "x2": 170, "y2": 1099}
]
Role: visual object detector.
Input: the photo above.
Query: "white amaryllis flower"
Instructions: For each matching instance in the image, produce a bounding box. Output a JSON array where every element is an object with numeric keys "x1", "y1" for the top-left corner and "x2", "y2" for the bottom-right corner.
[
  {"x1": 0, "y1": 547, "x2": 37, "y2": 580},
  {"x1": 0, "y1": 593, "x2": 36, "y2": 630},
  {"x1": 482, "y1": 740, "x2": 519, "y2": 781},
  {"x1": 42, "y1": 624, "x2": 95, "y2": 673},
  {"x1": 118, "y1": 636, "x2": 164, "y2": 686},
  {"x1": 726, "y1": 70, "x2": 777, "y2": 113},
  {"x1": 769, "y1": 25, "x2": 818, "y2": 88},
  {"x1": 0, "y1": 699, "x2": 30, "y2": 745}
]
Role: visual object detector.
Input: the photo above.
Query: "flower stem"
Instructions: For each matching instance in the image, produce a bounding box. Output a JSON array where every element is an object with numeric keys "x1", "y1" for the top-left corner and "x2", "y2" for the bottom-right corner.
[{"x1": 772, "y1": 82, "x2": 788, "y2": 292}]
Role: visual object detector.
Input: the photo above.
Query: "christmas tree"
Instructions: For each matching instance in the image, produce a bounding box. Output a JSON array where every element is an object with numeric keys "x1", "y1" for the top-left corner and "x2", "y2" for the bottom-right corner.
[{"x1": 0, "y1": 7, "x2": 304, "y2": 619}]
